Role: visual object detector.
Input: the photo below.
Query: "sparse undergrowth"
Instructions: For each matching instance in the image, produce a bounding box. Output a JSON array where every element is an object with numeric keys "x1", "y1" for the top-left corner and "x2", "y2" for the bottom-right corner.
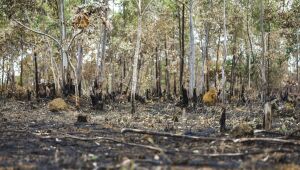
[{"x1": 0, "y1": 99, "x2": 299, "y2": 169}]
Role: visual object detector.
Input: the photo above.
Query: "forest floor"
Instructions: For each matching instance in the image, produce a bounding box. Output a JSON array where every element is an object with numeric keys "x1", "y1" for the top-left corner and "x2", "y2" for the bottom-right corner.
[{"x1": 0, "y1": 98, "x2": 300, "y2": 170}]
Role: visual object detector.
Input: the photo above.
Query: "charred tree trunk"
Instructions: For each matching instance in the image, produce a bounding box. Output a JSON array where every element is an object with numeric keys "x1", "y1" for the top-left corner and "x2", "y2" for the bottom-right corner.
[
  {"x1": 229, "y1": 33, "x2": 237, "y2": 99},
  {"x1": 20, "y1": 37, "x2": 24, "y2": 87},
  {"x1": 188, "y1": 0, "x2": 195, "y2": 99},
  {"x1": 297, "y1": 30, "x2": 299, "y2": 91},
  {"x1": 220, "y1": 107, "x2": 226, "y2": 133},
  {"x1": 155, "y1": 47, "x2": 162, "y2": 97},
  {"x1": 204, "y1": 23, "x2": 210, "y2": 92},
  {"x1": 173, "y1": 72, "x2": 177, "y2": 96},
  {"x1": 179, "y1": 4, "x2": 185, "y2": 92},
  {"x1": 1, "y1": 57, "x2": 5, "y2": 95},
  {"x1": 297, "y1": 32, "x2": 299, "y2": 86},
  {"x1": 34, "y1": 53, "x2": 39, "y2": 98},
  {"x1": 165, "y1": 36, "x2": 171, "y2": 99}
]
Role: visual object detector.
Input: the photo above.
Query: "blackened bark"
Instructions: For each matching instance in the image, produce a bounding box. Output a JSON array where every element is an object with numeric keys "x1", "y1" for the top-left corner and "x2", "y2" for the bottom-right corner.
[
  {"x1": 219, "y1": 107, "x2": 226, "y2": 133},
  {"x1": 155, "y1": 47, "x2": 162, "y2": 97},
  {"x1": 165, "y1": 36, "x2": 171, "y2": 99},
  {"x1": 34, "y1": 53, "x2": 39, "y2": 98},
  {"x1": 179, "y1": 4, "x2": 185, "y2": 93}
]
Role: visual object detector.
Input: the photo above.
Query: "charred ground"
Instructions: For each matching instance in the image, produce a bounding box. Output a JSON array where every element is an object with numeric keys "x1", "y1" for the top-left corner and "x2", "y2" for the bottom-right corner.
[{"x1": 0, "y1": 97, "x2": 300, "y2": 169}]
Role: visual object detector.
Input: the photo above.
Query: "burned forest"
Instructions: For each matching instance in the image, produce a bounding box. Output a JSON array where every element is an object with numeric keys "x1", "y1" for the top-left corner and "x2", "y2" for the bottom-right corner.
[{"x1": 0, "y1": 0, "x2": 300, "y2": 169}]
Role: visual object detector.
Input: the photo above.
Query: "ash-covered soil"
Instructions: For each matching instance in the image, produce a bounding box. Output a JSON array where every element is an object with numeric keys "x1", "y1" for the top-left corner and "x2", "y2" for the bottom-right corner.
[{"x1": 0, "y1": 99, "x2": 299, "y2": 169}]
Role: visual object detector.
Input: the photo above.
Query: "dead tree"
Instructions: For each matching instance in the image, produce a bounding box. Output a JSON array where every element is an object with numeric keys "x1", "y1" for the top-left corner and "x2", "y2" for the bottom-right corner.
[
  {"x1": 220, "y1": 107, "x2": 226, "y2": 133},
  {"x1": 263, "y1": 102, "x2": 272, "y2": 130},
  {"x1": 34, "y1": 52, "x2": 39, "y2": 98}
]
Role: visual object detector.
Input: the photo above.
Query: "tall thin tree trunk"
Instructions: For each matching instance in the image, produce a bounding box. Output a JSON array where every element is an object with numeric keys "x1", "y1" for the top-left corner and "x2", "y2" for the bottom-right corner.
[
  {"x1": 204, "y1": 23, "x2": 210, "y2": 92},
  {"x1": 131, "y1": 0, "x2": 142, "y2": 114},
  {"x1": 199, "y1": 33, "x2": 205, "y2": 95},
  {"x1": 188, "y1": 0, "x2": 195, "y2": 99},
  {"x1": 10, "y1": 55, "x2": 15, "y2": 91},
  {"x1": 260, "y1": 0, "x2": 266, "y2": 102},
  {"x1": 229, "y1": 32, "x2": 237, "y2": 99},
  {"x1": 58, "y1": 0, "x2": 67, "y2": 90},
  {"x1": 297, "y1": 30, "x2": 299, "y2": 91},
  {"x1": 155, "y1": 47, "x2": 162, "y2": 97},
  {"x1": 20, "y1": 37, "x2": 24, "y2": 87},
  {"x1": 136, "y1": 53, "x2": 142, "y2": 94},
  {"x1": 246, "y1": 0, "x2": 253, "y2": 89},
  {"x1": 165, "y1": 35, "x2": 171, "y2": 99},
  {"x1": 122, "y1": 58, "x2": 126, "y2": 92},
  {"x1": 47, "y1": 40, "x2": 61, "y2": 96},
  {"x1": 215, "y1": 29, "x2": 221, "y2": 89},
  {"x1": 76, "y1": 40, "x2": 83, "y2": 106},
  {"x1": 267, "y1": 31, "x2": 271, "y2": 96},
  {"x1": 221, "y1": 0, "x2": 228, "y2": 104},
  {"x1": 34, "y1": 53, "x2": 39, "y2": 98},
  {"x1": 98, "y1": 0, "x2": 108, "y2": 89},
  {"x1": 1, "y1": 57, "x2": 5, "y2": 95},
  {"x1": 179, "y1": 4, "x2": 185, "y2": 92}
]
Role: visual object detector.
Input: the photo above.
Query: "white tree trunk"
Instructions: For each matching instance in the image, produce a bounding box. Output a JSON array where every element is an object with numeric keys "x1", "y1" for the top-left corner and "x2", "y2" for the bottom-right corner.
[
  {"x1": 221, "y1": 0, "x2": 228, "y2": 104},
  {"x1": 246, "y1": 0, "x2": 253, "y2": 89},
  {"x1": 188, "y1": 0, "x2": 195, "y2": 99},
  {"x1": 75, "y1": 41, "x2": 83, "y2": 107},
  {"x1": 260, "y1": 0, "x2": 266, "y2": 102},
  {"x1": 131, "y1": 0, "x2": 142, "y2": 114},
  {"x1": 199, "y1": 33, "x2": 205, "y2": 95},
  {"x1": 96, "y1": 0, "x2": 108, "y2": 88},
  {"x1": 47, "y1": 40, "x2": 61, "y2": 95},
  {"x1": 58, "y1": 0, "x2": 68, "y2": 87},
  {"x1": 297, "y1": 30, "x2": 299, "y2": 88}
]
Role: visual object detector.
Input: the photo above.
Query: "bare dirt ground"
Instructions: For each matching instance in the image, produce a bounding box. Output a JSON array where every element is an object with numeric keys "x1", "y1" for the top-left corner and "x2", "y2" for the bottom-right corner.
[{"x1": 0, "y1": 98, "x2": 300, "y2": 169}]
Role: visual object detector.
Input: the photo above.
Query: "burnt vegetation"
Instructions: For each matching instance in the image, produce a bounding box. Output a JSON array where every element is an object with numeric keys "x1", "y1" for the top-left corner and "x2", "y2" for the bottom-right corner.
[{"x1": 0, "y1": 0, "x2": 300, "y2": 169}]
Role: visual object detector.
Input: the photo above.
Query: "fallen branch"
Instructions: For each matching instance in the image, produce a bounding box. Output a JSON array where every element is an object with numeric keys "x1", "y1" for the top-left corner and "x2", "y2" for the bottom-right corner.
[
  {"x1": 122, "y1": 128, "x2": 300, "y2": 146},
  {"x1": 288, "y1": 129, "x2": 300, "y2": 138},
  {"x1": 121, "y1": 128, "x2": 232, "y2": 142},
  {"x1": 254, "y1": 129, "x2": 286, "y2": 137},
  {"x1": 38, "y1": 133, "x2": 164, "y2": 153},
  {"x1": 233, "y1": 137, "x2": 300, "y2": 145},
  {"x1": 186, "y1": 148, "x2": 294, "y2": 158}
]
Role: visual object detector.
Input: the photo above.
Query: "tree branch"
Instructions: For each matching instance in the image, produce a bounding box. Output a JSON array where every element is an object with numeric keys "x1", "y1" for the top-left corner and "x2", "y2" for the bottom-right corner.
[
  {"x1": 234, "y1": 137, "x2": 300, "y2": 145},
  {"x1": 67, "y1": 29, "x2": 83, "y2": 51},
  {"x1": 12, "y1": 19, "x2": 62, "y2": 49},
  {"x1": 62, "y1": 134, "x2": 164, "y2": 153},
  {"x1": 121, "y1": 128, "x2": 232, "y2": 142},
  {"x1": 141, "y1": 0, "x2": 154, "y2": 16}
]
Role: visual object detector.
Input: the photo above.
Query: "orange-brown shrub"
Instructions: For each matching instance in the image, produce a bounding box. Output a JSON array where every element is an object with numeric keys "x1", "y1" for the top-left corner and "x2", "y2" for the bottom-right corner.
[{"x1": 203, "y1": 89, "x2": 217, "y2": 105}]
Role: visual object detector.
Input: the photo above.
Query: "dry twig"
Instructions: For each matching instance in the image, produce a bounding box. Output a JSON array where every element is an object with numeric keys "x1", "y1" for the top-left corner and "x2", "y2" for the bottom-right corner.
[{"x1": 121, "y1": 128, "x2": 232, "y2": 142}]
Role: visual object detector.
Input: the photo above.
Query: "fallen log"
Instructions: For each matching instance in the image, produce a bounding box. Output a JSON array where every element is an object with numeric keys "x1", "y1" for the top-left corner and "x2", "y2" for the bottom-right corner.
[
  {"x1": 121, "y1": 128, "x2": 300, "y2": 146},
  {"x1": 121, "y1": 128, "x2": 231, "y2": 142},
  {"x1": 233, "y1": 137, "x2": 300, "y2": 145},
  {"x1": 36, "y1": 133, "x2": 165, "y2": 153}
]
